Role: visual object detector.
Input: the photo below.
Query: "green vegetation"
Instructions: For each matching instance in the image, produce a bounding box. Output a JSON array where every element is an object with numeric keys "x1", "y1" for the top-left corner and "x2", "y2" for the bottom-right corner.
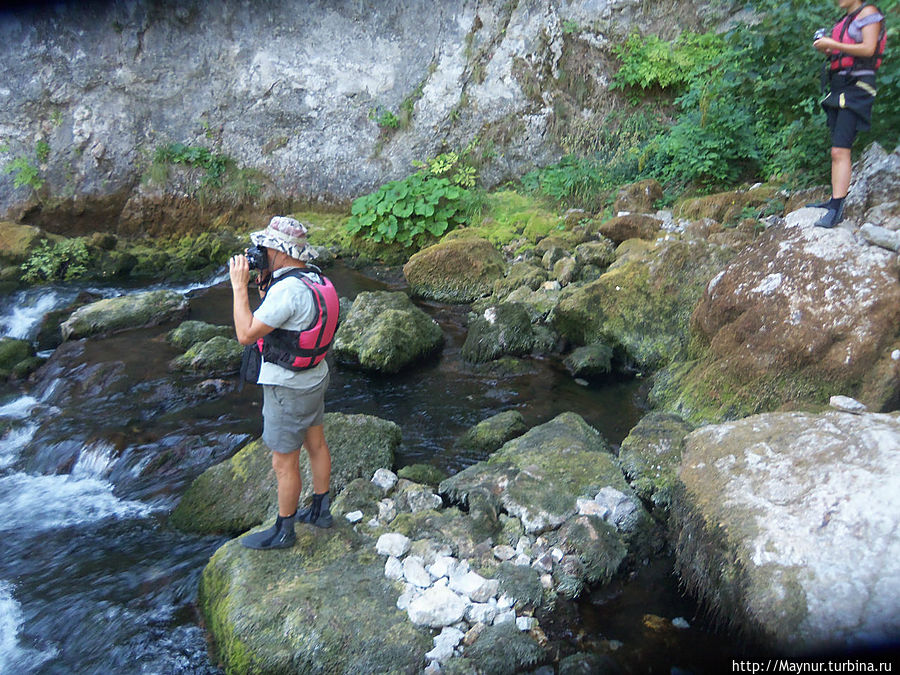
[
  {"x1": 346, "y1": 149, "x2": 481, "y2": 247},
  {"x1": 21, "y1": 239, "x2": 91, "y2": 283},
  {"x1": 525, "y1": 0, "x2": 899, "y2": 206},
  {"x1": 147, "y1": 141, "x2": 263, "y2": 205},
  {"x1": 1, "y1": 141, "x2": 49, "y2": 195}
]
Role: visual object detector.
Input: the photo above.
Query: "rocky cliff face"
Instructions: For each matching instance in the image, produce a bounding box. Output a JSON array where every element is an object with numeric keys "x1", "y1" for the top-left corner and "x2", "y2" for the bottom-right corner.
[{"x1": 0, "y1": 0, "x2": 721, "y2": 233}]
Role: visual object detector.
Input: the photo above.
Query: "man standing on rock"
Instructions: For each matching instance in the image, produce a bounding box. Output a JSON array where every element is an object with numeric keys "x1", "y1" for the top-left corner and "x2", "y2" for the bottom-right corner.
[{"x1": 229, "y1": 216, "x2": 340, "y2": 550}]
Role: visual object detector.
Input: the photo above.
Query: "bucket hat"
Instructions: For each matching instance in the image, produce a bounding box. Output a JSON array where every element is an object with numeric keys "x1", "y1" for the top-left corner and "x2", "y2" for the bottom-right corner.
[{"x1": 250, "y1": 216, "x2": 317, "y2": 262}]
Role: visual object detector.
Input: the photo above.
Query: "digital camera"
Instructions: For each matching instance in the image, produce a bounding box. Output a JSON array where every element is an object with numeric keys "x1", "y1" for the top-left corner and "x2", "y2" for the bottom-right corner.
[
  {"x1": 813, "y1": 28, "x2": 828, "y2": 42},
  {"x1": 245, "y1": 245, "x2": 268, "y2": 271}
]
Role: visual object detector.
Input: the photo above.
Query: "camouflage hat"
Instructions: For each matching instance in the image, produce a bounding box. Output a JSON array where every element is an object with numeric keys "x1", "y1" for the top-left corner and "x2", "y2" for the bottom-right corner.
[{"x1": 250, "y1": 216, "x2": 317, "y2": 262}]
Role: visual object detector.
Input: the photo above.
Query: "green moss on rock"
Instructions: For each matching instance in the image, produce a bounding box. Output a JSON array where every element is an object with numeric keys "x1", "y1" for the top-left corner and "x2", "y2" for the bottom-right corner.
[
  {"x1": 167, "y1": 320, "x2": 233, "y2": 350},
  {"x1": 171, "y1": 413, "x2": 399, "y2": 534},
  {"x1": 396, "y1": 463, "x2": 448, "y2": 487},
  {"x1": 332, "y1": 291, "x2": 444, "y2": 373},
  {"x1": 0, "y1": 338, "x2": 34, "y2": 378},
  {"x1": 403, "y1": 236, "x2": 505, "y2": 303},
  {"x1": 170, "y1": 335, "x2": 243, "y2": 376},
  {"x1": 454, "y1": 410, "x2": 528, "y2": 455},
  {"x1": 60, "y1": 289, "x2": 189, "y2": 340},
  {"x1": 462, "y1": 303, "x2": 535, "y2": 363}
]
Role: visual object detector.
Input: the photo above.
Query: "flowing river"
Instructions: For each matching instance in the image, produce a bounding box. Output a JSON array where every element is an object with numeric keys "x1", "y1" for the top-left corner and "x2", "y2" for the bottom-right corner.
[{"x1": 0, "y1": 263, "x2": 737, "y2": 674}]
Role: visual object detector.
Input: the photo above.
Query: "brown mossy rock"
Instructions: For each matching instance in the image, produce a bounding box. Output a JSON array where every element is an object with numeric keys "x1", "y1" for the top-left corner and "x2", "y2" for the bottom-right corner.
[
  {"x1": 672, "y1": 411, "x2": 900, "y2": 654},
  {"x1": 60, "y1": 289, "x2": 189, "y2": 340},
  {"x1": 553, "y1": 238, "x2": 736, "y2": 370},
  {"x1": 332, "y1": 290, "x2": 444, "y2": 373},
  {"x1": 650, "y1": 210, "x2": 900, "y2": 424},
  {"x1": 597, "y1": 214, "x2": 662, "y2": 244},
  {"x1": 613, "y1": 179, "x2": 664, "y2": 214},
  {"x1": 0, "y1": 221, "x2": 46, "y2": 265},
  {"x1": 199, "y1": 520, "x2": 431, "y2": 674},
  {"x1": 674, "y1": 185, "x2": 780, "y2": 223},
  {"x1": 403, "y1": 236, "x2": 505, "y2": 303},
  {"x1": 0, "y1": 337, "x2": 35, "y2": 378},
  {"x1": 170, "y1": 412, "x2": 400, "y2": 534}
]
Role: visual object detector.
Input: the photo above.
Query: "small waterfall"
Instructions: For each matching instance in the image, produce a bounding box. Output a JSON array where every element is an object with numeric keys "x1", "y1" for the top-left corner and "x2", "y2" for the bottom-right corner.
[{"x1": 0, "y1": 288, "x2": 71, "y2": 341}]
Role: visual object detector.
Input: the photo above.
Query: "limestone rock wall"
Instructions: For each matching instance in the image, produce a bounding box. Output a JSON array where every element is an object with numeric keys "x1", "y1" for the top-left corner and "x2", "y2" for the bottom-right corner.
[{"x1": 0, "y1": 0, "x2": 723, "y2": 232}]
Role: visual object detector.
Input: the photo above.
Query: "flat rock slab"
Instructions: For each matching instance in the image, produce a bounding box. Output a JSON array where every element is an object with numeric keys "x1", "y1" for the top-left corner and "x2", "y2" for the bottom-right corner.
[
  {"x1": 61, "y1": 289, "x2": 188, "y2": 340},
  {"x1": 674, "y1": 411, "x2": 900, "y2": 654}
]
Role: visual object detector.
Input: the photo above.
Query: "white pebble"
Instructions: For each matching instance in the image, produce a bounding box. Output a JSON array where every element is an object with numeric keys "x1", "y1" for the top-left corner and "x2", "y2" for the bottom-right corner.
[
  {"x1": 516, "y1": 616, "x2": 537, "y2": 631},
  {"x1": 892, "y1": 349, "x2": 900, "y2": 361},
  {"x1": 371, "y1": 467, "x2": 399, "y2": 491},
  {"x1": 376, "y1": 532, "x2": 411, "y2": 557},
  {"x1": 344, "y1": 510, "x2": 363, "y2": 523},
  {"x1": 672, "y1": 617, "x2": 690, "y2": 629}
]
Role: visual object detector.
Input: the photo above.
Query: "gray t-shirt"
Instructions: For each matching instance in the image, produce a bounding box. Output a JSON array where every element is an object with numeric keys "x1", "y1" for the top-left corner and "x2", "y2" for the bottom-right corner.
[{"x1": 253, "y1": 267, "x2": 329, "y2": 389}]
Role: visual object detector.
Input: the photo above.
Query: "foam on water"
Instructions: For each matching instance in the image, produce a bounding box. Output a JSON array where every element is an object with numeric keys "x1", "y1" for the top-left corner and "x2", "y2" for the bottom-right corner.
[
  {"x1": 0, "y1": 581, "x2": 57, "y2": 674},
  {"x1": 0, "y1": 395, "x2": 37, "y2": 420},
  {"x1": 0, "y1": 289, "x2": 65, "y2": 341},
  {"x1": 0, "y1": 424, "x2": 37, "y2": 471},
  {"x1": 72, "y1": 440, "x2": 119, "y2": 479},
  {"x1": 0, "y1": 473, "x2": 153, "y2": 532}
]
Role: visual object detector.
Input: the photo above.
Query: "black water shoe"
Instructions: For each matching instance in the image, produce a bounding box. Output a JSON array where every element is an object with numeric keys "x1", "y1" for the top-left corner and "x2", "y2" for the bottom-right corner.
[
  {"x1": 241, "y1": 512, "x2": 296, "y2": 550},
  {"x1": 297, "y1": 491, "x2": 333, "y2": 528},
  {"x1": 814, "y1": 201, "x2": 845, "y2": 229},
  {"x1": 805, "y1": 200, "x2": 830, "y2": 209}
]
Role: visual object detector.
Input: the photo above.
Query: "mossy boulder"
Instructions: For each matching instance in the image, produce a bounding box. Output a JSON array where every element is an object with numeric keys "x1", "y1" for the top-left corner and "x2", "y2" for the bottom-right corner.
[
  {"x1": 60, "y1": 289, "x2": 189, "y2": 340},
  {"x1": 403, "y1": 236, "x2": 505, "y2": 303},
  {"x1": 672, "y1": 411, "x2": 900, "y2": 654},
  {"x1": 170, "y1": 412, "x2": 400, "y2": 534},
  {"x1": 553, "y1": 238, "x2": 736, "y2": 371},
  {"x1": 563, "y1": 342, "x2": 614, "y2": 378},
  {"x1": 650, "y1": 210, "x2": 900, "y2": 424},
  {"x1": 618, "y1": 412, "x2": 693, "y2": 520},
  {"x1": 442, "y1": 621, "x2": 546, "y2": 675},
  {"x1": 674, "y1": 184, "x2": 780, "y2": 223},
  {"x1": 0, "y1": 338, "x2": 35, "y2": 378},
  {"x1": 199, "y1": 521, "x2": 431, "y2": 674},
  {"x1": 0, "y1": 221, "x2": 45, "y2": 265},
  {"x1": 332, "y1": 291, "x2": 443, "y2": 373},
  {"x1": 461, "y1": 303, "x2": 535, "y2": 363},
  {"x1": 396, "y1": 463, "x2": 448, "y2": 487},
  {"x1": 166, "y1": 320, "x2": 233, "y2": 350},
  {"x1": 501, "y1": 284, "x2": 561, "y2": 323},
  {"x1": 550, "y1": 515, "x2": 627, "y2": 596},
  {"x1": 440, "y1": 412, "x2": 624, "y2": 534},
  {"x1": 453, "y1": 410, "x2": 528, "y2": 456},
  {"x1": 597, "y1": 214, "x2": 663, "y2": 244},
  {"x1": 169, "y1": 335, "x2": 243, "y2": 376},
  {"x1": 612, "y1": 179, "x2": 664, "y2": 214},
  {"x1": 492, "y1": 261, "x2": 547, "y2": 300},
  {"x1": 573, "y1": 239, "x2": 616, "y2": 269}
]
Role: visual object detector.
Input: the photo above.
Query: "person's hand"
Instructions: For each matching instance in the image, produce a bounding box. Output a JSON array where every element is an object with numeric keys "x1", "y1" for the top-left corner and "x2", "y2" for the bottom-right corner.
[
  {"x1": 229, "y1": 254, "x2": 250, "y2": 289},
  {"x1": 814, "y1": 37, "x2": 838, "y2": 54}
]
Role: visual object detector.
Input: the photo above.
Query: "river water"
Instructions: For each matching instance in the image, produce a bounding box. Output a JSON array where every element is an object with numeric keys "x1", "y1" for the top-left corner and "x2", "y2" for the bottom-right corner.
[{"x1": 0, "y1": 263, "x2": 736, "y2": 674}]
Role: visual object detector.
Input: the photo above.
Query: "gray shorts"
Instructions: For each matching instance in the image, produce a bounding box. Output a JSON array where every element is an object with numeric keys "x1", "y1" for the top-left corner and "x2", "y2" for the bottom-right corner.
[{"x1": 261, "y1": 373, "x2": 329, "y2": 454}]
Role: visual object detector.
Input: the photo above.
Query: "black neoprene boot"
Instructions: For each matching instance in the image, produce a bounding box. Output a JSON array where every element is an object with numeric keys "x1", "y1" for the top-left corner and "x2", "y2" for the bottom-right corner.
[
  {"x1": 296, "y1": 491, "x2": 333, "y2": 528},
  {"x1": 814, "y1": 198, "x2": 845, "y2": 229},
  {"x1": 240, "y1": 512, "x2": 297, "y2": 550}
]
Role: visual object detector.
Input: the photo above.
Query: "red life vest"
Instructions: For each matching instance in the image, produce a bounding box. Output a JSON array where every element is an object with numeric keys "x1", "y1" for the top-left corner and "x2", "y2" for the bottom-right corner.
[
  {"x1": 830, "y1": 4, "x2": 887, "y2": 72},
  {"x1": 256, "y1": 266, "x2": 340, "y2": 371}
]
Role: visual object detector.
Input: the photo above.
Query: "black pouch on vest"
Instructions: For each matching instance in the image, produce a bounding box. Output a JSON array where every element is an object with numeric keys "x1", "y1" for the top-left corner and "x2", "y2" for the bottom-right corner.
[{"x1": 239, "y1": 345, "x2": 262, "y2": 390}]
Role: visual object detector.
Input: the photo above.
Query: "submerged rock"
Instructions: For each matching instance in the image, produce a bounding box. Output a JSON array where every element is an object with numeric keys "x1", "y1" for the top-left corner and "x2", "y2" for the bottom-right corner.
[
  {"x1": 170, "y1": 412, "x2": 400, "y2": 533},
  {"x1": 60, "y1": 289, "x2": 188, "y2": 340},
  {"x1": 332, "y1": 290, "x2": 444, "y2": 373},
  {"x1": 672, "y1": 411, "x2": 900, "y2": 654},
  {"x1": 403, "y1": 236, "x2": 506, "y2": 303},
  {"x1": 0, "y1": 337, "x2": 35, "y2": 378}
]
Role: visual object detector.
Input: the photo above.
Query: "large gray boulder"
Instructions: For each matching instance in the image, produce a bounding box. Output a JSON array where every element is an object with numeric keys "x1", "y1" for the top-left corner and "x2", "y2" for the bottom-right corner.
[
  {"x1": 60, "y1": 289, "x2": 188, "y2": 340},
  {"x1": 672, "y1": 411, "x2": 900, "y2": 655},
  {"x1": 332, "y1": 290, "x2": 444, "y2": 373},
  {"x1": 461, "y1": 303, "x2": 535, "y2": 363}
]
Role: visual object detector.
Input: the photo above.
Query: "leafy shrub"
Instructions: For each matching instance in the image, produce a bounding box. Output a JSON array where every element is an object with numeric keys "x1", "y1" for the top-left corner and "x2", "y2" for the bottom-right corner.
[
  {"x1": 346, "y1": 151, "x2": 478, "y2": 247},
  {"x1": 22, "y1": 239, "x2": 91, "y2": 283},
  {"x1": 2, "y1": 157, "x2": 43, "y2": 192}
]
